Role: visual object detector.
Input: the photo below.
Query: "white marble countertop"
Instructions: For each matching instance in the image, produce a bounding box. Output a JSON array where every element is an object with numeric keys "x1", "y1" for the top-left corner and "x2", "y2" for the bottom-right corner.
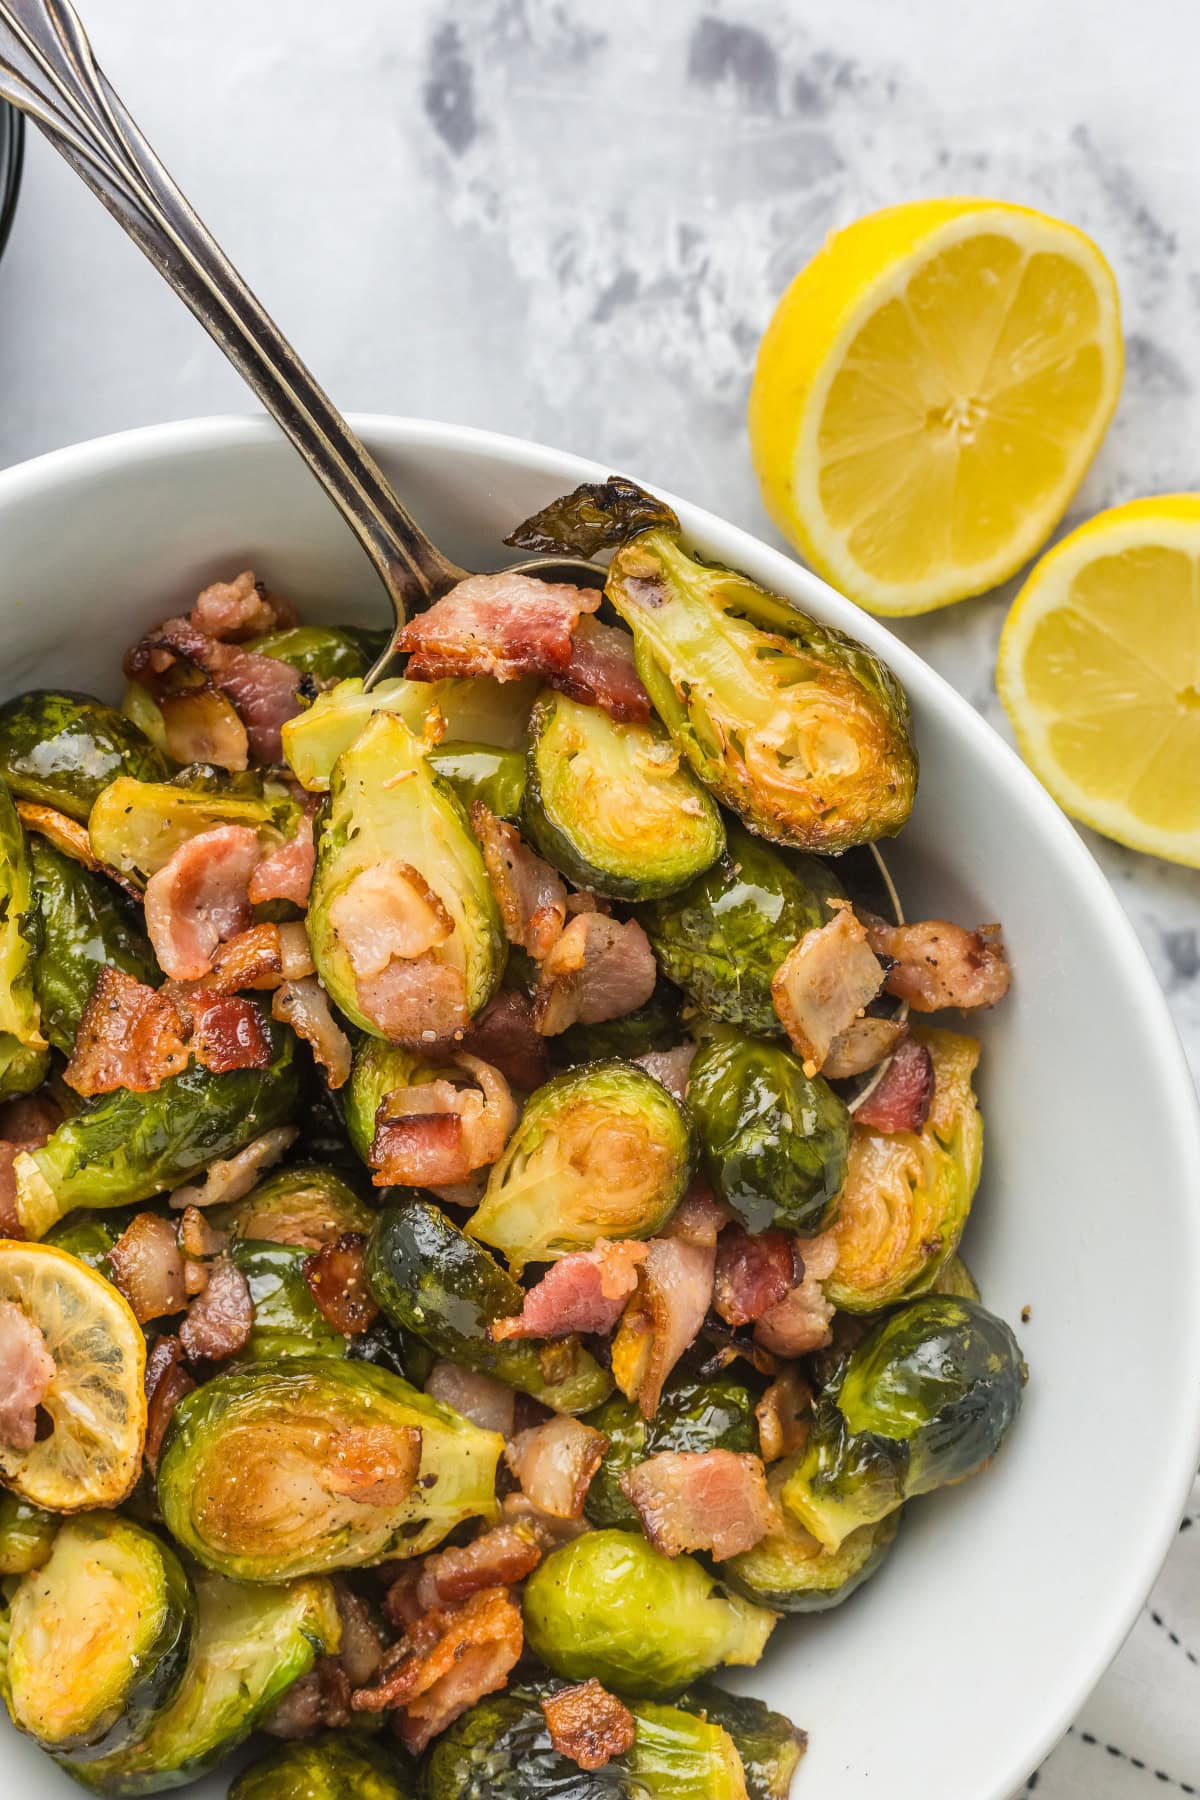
[{"x1": 0, "y1": 1, "x2": 1197, "y2": 1793}]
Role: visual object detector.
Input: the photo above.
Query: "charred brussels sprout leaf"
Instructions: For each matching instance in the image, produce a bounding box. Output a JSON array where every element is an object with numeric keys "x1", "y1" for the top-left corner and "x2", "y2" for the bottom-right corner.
[
  {"x1": 550, "y1": 981, "x2": 683, "y2": 1069},
  {"x1": 826, "y1": 1027, "x2": 982, "y2": 1312},
  {"x1": 607, "y1": 529, "x2": 917, "y2": 851},
  {"x1": 157, "y1": 1355, "x2": 502, "y2": 1579},
  {"x1": 505, "y1": 475, "x2": 681, "y2": 557},
  {"x1": 523, "y1": 691, "x2": 723, "y2": 900},
  {"x1": 783, "y1": 1296, "x2": 1026, "y2": 1550},
  {"x1": 0, "y1": 1494, "x2": 57, "y2": 1575},
  {"x1": 73, "y1": 1569, "x2": 339, "y2": 1796},
  {"x1": 29, "y1": 836, "x2": 158, "y2": 1054},
  {"x1": 722, "y1": 1457, "x2": 899, "y2": 1613},
  {"x1": 584, "y1": 1373, "x2": 758, "y2": 1529},
  {"x1": 469, "y1": 1061, "x2": 693, "y2": 1270},
  {"x1": 245, "y1": 624, "x2": 391, "y2": 683},
  {"x1": 930, "y1": 1254, "x2": 981, "y2": 1301},
  {"x1": 13, "y1": 1020, "x2": 299, "y2": 1239},
  {"x1": 212, "y1": 1163, "x2": 375, "y2": 1248},
  {"x1": 88, "y1": 765, "x2": 299, "y2": 884},
  {"x1": 0, "y1": 690, "x2": 167, "y2": 821},
  {"x1": 639, "y1": 823, "x2": 841, "y2": 1036},
  {"x1": 675, "y1": 1685, "x2": 807, "y2": 1800},
  {"x1": 689, "y1": 1025, "x2": 850, "y2": 1235},
  {"x1": 522, "y1": 1529, "x2": 777, "y2": 1697},
  {"x1": 430, "y1": 741, "x2": 527, "y2": 821},
  {"x1": 0, "y1": 779, "x2": 49, "y2": 1097},
  {"x1": 367, "y1": 1200, "x2": 611, "y2": 1414},
  {"x1": 2, "y1": 1514, "x2": 194, "y2": 1761},
  {"x1": 231, "y1": 1239, "x2": 350, "y2": 1362},
  {"x1": 230, "y1": 1732, "x2": 415, "y2": 1800}
]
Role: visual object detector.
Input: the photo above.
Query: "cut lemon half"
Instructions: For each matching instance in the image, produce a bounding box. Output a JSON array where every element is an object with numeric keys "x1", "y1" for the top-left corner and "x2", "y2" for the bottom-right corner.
[
  {"x1": 749, "y1": 199, "x2": 1123, "y2": 615},
  {"x1": 0, "y1": 1241, "x2": 146, "y2": 1511},
  {"x1": 998, "y1": 496, "x2": 1200, "y2": 867}
]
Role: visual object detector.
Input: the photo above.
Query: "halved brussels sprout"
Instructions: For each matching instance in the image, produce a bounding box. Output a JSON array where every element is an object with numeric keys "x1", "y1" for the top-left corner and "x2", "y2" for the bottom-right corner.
[
  {"x1": 74, "y1": 1569, "x2": 339, "y2": 1796},
  {"x1": 230, "y1": 1732, "x2": 415, "y2": 1800},
  {"x1": 367, "y1": 1199, "x2": 611, "y2": 1414},
  {"x1": 606, "y1": 528, "x2": 917, "y2": 850},
  {"x1": 14, "y1": 1021, "x2": 299, "y2": 1239},
  {"x1": 522, "y1": 1529, "x2": 777, "y2": 1697},
  {"x1": 245, "y1": 624, "x2": 391, "y2": 682},
  {"x1": 639, "y1": 823, "x2": 840, "y2": 1036},
  {"x1": 584, "y1": 1373, "x2": 758, "y2": 1530},
  {"x1": 307, "y1": 710, "x2": 504, "y2": 1040},
  {"x1": 3, "y1": 1514, "x2": 194, "y2": 1761},
  {"x1": 157, "y1": 1355, "x2": 502, "y2": 1579},
  {"x1": 29, "y1": 836, "x2": 158, "y2": 1055},
  {"x1": 469, "y1": 1061, "x2": 693, "y2": 1270},
  {"x1": 430, "y1": 741, "x2": 527, "y2": 821},
  {"x1": 0, "y1": 779, "x2": 49, "y2": 1098},
  {"x1": 0, "y1": 690, "x2": 167, "y2": 821},
  {"x1": 675, "y1": 1685, "x2": 807, "y2": 1800},
  {"x1": 689, "y1": 1025, "x2": 850, "y2": 1235},
  {"x1": 550, "y1": 981, "x2": 684, "y2": 1069},
  {"x1": 522, "y1": 691, "x2": 724, "y2": 900},
  {"x1": 232, "y1": 1239, "x2": 350, "y2": 1362},
  {"x1": 628, "y1": 1702, "x2": 751, "y2": 1798},
  {"x1": 88, "y1": 765, "x2": 300, "y2": 884},
  {"x1": 826, "y1": 1027, "x2": 983, "y2": 1312},
  {"x1": 782, "y1": 1296, "x2": 1026, "y2": 1550},
  {"x1": 0, "y1": 1494, "x2": 57, "y2": 1575},
  {"x1": 722, "y1": 1457, "x2": 899, "y2": 1613},
  {"x1": 212, "y1": 1163, "x2": 375, "y2": 1248}
]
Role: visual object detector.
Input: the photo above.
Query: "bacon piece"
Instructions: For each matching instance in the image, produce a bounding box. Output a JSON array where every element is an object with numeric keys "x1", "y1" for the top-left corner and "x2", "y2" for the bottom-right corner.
[
  {"x1": 370, "y1": 1055, "x2": 515, "y2": 1188},
  {"x1": 189, "y1": 569, "x2": 295, "y2": 641},
  {"x1": 144, "y1": 824, "x2": 261, "y2": 981},
  {"x1": 181, "y1": 988, "x2": 272, "y2": 1073},
  {"x1": 619, "y1": 1449, "x2": 774, "y2": 1559},
  {"x1": 351, "y1": 1585, "x2": 523, "y2": 1754},
  {"x1": 533, "y1": 913, "x2": 657, "y2": 1036},
  {"x1": 754, "y1": 1231, "x2": 839, "y2": 1357},
  {"x1": 108, "y1": 1212, "x2": 188, "y2": 1323},
  {"x1": 424, "y1": 1361, "x2": 516, "y2": 1438},
  {"x1": 498, "y1": 1490, "x2": 592, "y2": 1550},
  {"x1": 542, "y1": 1679, "x2": 637, "y2": 1771},
  {"x1": 504, "y1": 1417, "x2": 608, "y2": 1520},
  {"x1": 771, "y1": 908, "x2": 885, "y2": 1077},
  {"x1": 331, "y1": 861, "x2": 453, "y2": 974},
  {"x1": 304, "y1": 1233, "x2": 379, "y2": 1335},
  {"x1": 663, "y1": 1177, "x2": 733, "y2": 1248},
  {"x1": 756, "y1": 1366, "x2": 813, "y2": 1463},
  {"x1": 714, "y1": 1226, "x2": 802, "y2": 1329},
  {"x1": 854, "y1": 1036, "x2": 935, "y2": 1134},
  {"x1": 0, "y1": 1301, "x2": 55, "y2": 1451},
  {"x1": 132, "y1": 617, "x2": 304, "y2": 764},
  {"x1": 397, "y1": 571, "x2": 600, "y2": 685},
  {"x1": 203, "y1": 921, "x2": 315, "y2": 993},
  {"x1": 334, "y1": 1581, "x2": 385, "y2": 1688},
  {"x1": 262, "y1": 1662, "x2": 352, "y2": 1740},
  {"x1": 144, "y1": 1335, "x2": 195, "y2": 1470},
  {"x1": 552, "y1": 617, "x2": 651, "y2": 723},
  {"x1": 612, "y1": 1237, "x2": 715, "y2": 1419},
  {"x1": 169, "y1": 1125, "x2": 298, "y2": 1210},
  {"x1": 321, "y1": 1423, "x2": 422, "y2": 1507},
  {"x1": 490, "y1": 1241, "x2": 648, "y2": 1343},
  {"x1": 64, "y1": 968, "x2": 190, "y2": 1096},
  {"x1": 470, "y1": 804, "x2": 566, "y2": 960},
  {"x1": 412, "y1": 1525, "x2": 541, "y2": 1610},
  {"x1": 0, "y1": 1094, "x2": 61, "y2": 1144},
  {"x1": 357, "y1": 955, "x2": 470, "y2": 1045},
  {"x1": 178, "y1": 1252, "x2": 253, "y2": 1361},
  {"x1": 178, "y1": 1205, "x2": 227, "y2": 1258},
  {"x1": 450, "y1": 988, "x2": 549, "y2": 1093},
  {"x1": 248, "y1": 816, "x2": 315, "y2": 907},
  {"x1": 862, "y1": 913, "x2": 1012, "y2": 1012},
  {"x1": 635, "y1": 1043, "x2": 696, "y2": 1104},
  {"x1": 272, "y1": 978, "x2": 353, "y2": 1088}
]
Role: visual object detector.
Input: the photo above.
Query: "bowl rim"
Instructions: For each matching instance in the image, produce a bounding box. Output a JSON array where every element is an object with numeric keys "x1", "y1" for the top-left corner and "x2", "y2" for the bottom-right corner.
[
  {"x1": 0, "y1": 104, "x2": 23, "y2": 265},
  {"x1": 1, "y1": 409, "x2": 1198, "y2": 1797}
]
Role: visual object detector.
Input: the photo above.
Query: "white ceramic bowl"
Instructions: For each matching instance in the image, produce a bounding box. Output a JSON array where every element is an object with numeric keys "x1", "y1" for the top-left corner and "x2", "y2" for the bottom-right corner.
[{"x1": 1, "y1": 414, "x2": 1198, "y2": 1800}]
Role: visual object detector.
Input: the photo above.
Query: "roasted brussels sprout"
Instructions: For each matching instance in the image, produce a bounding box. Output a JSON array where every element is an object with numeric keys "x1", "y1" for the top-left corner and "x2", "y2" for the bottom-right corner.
[
  {"x1": 522, "y1": 1529, "x2": 777, "y2": 1697},
  {"x1": 2, "y1": 1514, "x2": 194, "y2": 1760},
  {"x1": 430, "y1": 741, "x2": 527, "y2": 821},
  {"x1": 245, "y1": 623, "x2": 390, "y2": 682},
  {"x1": 550, "y1": 980, "x2": 684, "y2": 1069},
  {"x1": 675, "y1": 1685, "x2": 807, "y2": 1800},
  {"x1": 0, "y1": 690, "x2": 167, "y2": 821},
  {"x1": 826, "y1": 1027, "x2": 983, "y2": 1312},
  {"x1": 366, "y1": 1199, "x2": 611, "y2": 1413},
  {"x1": 75, "y1": 1569, "x2": 339, "y2": 1796},
  {"x1": 88, "y1": 765, "x2": 300, "y2": 884},
  {"x1": 0, "y1": 1494, "x2": 56, "y2": 1575},
  {"x1": 157, "y1": 1355, "x2": 502, "y2": 1579},
  {"x1": 722, "y1": 1457, "x2": 899, "y2": 1612},
  {"x1": 639, "y1": 823, "x2": 840, "y2": 1036},
  {"x1": 506, "y1": 475, "x2": 682, "y2": 557},
  {"x1": 689, "y1": 1025, "x2": 850, "y2": 1235},
  {"x1": 0, "y1": 779, "x2": 49, "y2": 1098},
  {"x1": 469, "y1": 1061, "x2": 693, "y2": 1270},
  {"x1": 522, "y1": 691, "x2": 723, "y2": 900},
  {"x1": 931, "y1": 1254, "x2": 981, "y2": 1301},
  {"x1": 782, "y1": 1296, "x2": 1026, "y2": 1550},
  {"x1": 344, "y1": 1038, "x2": 447, "y2": 1167},
  {"x1": 230, "y1": 1732, "x2": 415, "y2": 1800},
  {"x1": 605, "y1": 526, "x2": 917, "y2": 850},
  {"x1": 43, "y1": 1208, "x2": 129, "y2": 1274},
  {"x1": 307, "y1": 710, "x2": 504, "y2": 1040},
  {"x1": 231, "y1": 1239, "x2": 350, "y2": 1362},
  {"x1": 13, "y1": 1021, "x2": 299, "y2": 1239},
  {"x1": 584, "y1": 1372, "x2": 758, "y2": 1530},
  {"x1": 29, "y1": 836, "x2": 158, "y2": 1054},
  {"x1": 212, "y1": 1163, "x2": 375, "y2": 1248}
]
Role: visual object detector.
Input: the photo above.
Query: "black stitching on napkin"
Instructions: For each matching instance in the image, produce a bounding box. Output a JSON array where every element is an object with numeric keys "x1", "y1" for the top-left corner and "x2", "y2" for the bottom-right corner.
[
  {"x1": 1072, "y1": 1728, "x2": 1197, "y2": 1793},
  {"x1": 1149, "y1": 1609, "x2": 1199, "y2": 1668}
]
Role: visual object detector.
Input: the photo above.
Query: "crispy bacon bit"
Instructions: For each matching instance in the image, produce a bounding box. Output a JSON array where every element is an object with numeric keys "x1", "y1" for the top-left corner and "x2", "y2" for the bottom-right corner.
[
  {"x1": 757, "y1": 1366, "x2": 814, "y2": 1463},
  {"x1": 64, "y1": 968, "x2": 189, "y2": 1096},
  {"x1": 619, "y1": 1449, "x2": 774, "y2": 1560},
  {"x1": 490, "y1": 1240, "x2": 648, "y2": 1343},
  {"x1": 542, "y1": 1679, "x2": 637, "y2": 1771},
  {"x1": 823, "y1": 1014, "x2": 907, "y2": 1081},
  {"x1": 334, "y1": 1581, "x2": 385, "y2": 1688},
  {"x1": 304, "y1": 1233, "x2": 379, "y2": 1336},
  {"x1": 612, "y1": 1236, "x2": 716, "y2": 1419},
  {"x1": 552, "y1": 617, "x2": 651, "y2": 723},
  {"x1": 144, "y1": 824, "x2": 261, "y2": 981},
  {"x1": 0, "y1": 1301, "x2": 55, "y2": 1451},
  {"x1": 183, "y1": 1259, "x2": 210, "y2": 1297},
  {"x1": 169, "y1": 1125, "x2": 298, "y2": 1210},
  {"x1": 248, "y1": 816, "x2": 315, "y2": 907},
  {"x1": 262, "y1": 1659, "x2": 351, "y2": 1739},
  {"x1": 635, "y1": 1043, "x2": 696, "y2": 1103},
  {"x1": 206, "y1": 922, "x2": 286, "y2": 991},
  {"x1": 449, "y1": 988, "x2": 549, "y2": 1093},
  {"x1": 108, "y1": 1212, "x2": 188, "y2": 1323},
  {"x1": 504, "y1": 1417, "x2": 608, "y2": 1520},
  {"x1": 370, "y1": 1055, "x2": 515, "y2": 1188},
  {"x1": 178, "y1": 1205, "x2": 226, "y2": 1258},
  {"x1": 413, "y1": 1525, "x2": 541, "y2": 1610},
  {"x1": 397, "y1": 570, "x2": 600, "y2": 685},
  {"x1": 854, "y1": 1036, "x2": 935, "y2": 1134},
  {"x1": 351, "y1": 1584, "x2": 524, "y2": 1754},
  {"x1": 771, "y1": 908, "x2": 885, "y2": 1076},
  {"x1": 182, "y1": 988, "x2": 272, "y2": 1073},
  {"x1": 498, "y1": 1490, "x2": 592, "y2": 1549},
  {"x1": 144, "y1": 1335, "x2": 196, "y2": 1470},
  {"x1": 862, "y1": 913, "x2": 1012, "y2": 1012},
  {"x1": 714, "y1": 1225, "x2": 802, "y2": 1328},
  {"x1": 272, "y1": 978, "x2": 353, "y2": 1088},
  {"x1": 189, "y1": 569, "x2": 294, "y2": 641},
  {"x1": 357, "y1": 955, "x2": 470, "y2": 1045},
  {"x1": 470, "y1": 804, "x2": 566, "y2": 960},
  {"x1": 663, "y1": 1177, "x2": 733, "y2": 1248},
  {"x1": 332, "y1": 861, "x2": 453, "y2": 973},
  {"x1": 424, "y1": 1361, "x2": 516, "y2": 1438},
  {"x1": 130, "y1": 617, "x2": 303, "y2": 764},
  {"x1": 321, "y1": 1423, "x2": 422, "y2": 1507},
  {"x1": 533, "y1": 913, "x2": 657, "y2": 1036},
  {"x1": 754, "y1": 1231, "x2": 839, "y2": 1357},
  {"x1": 178, "y1": 1253, "x2": 253, "y2": 1361}
]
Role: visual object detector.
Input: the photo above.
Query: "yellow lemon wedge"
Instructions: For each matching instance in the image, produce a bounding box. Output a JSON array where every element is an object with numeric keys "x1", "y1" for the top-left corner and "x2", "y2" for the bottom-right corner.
[
  {"x1": 749, "y1": 198, "x2": 1124, "y2": 615},
  {"x1": 998, "y1": 496, "x2": 1200, "y2": 867}
]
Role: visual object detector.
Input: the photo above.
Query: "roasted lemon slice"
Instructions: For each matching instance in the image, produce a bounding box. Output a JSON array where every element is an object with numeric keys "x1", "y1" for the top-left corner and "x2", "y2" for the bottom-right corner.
[{"x1": 0, "y1": 1241, "x2": 146, "y2": 1510}]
